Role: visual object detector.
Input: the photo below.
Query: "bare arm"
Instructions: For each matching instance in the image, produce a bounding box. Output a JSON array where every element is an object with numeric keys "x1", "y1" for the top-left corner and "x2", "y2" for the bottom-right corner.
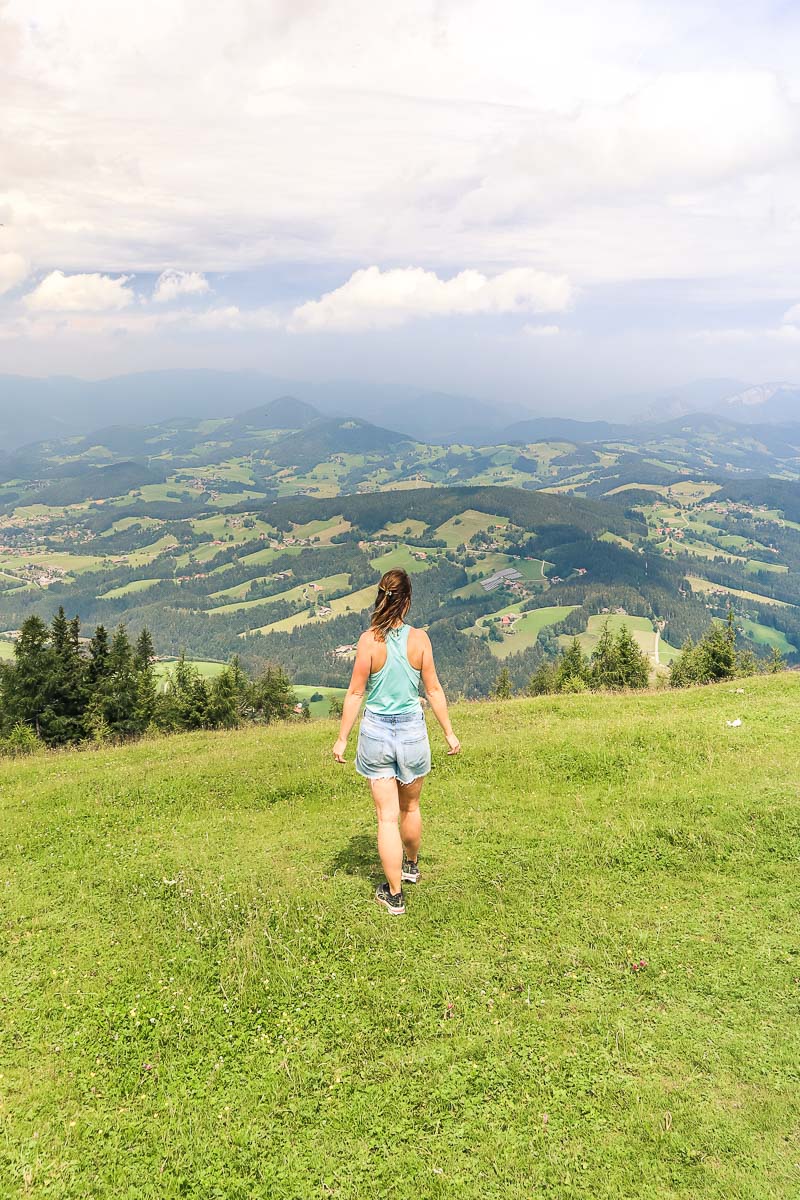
[
  {"x1": 419, "y1": 631, "x2": 461, "y2": 755},
  {"x1": 332, "y1": 634, "x2": 372, "y2": 762}
]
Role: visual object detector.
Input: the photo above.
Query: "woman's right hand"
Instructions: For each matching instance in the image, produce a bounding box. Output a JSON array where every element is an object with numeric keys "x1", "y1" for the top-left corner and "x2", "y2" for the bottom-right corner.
[{"x1": 445, "y1": 732, "x2": 461, "y2": 756}]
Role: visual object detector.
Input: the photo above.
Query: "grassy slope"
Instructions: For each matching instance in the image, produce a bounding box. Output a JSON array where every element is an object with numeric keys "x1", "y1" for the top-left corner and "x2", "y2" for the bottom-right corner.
[{"x1": 2, "y1": 677, "x2": 799, "y2": 1198}]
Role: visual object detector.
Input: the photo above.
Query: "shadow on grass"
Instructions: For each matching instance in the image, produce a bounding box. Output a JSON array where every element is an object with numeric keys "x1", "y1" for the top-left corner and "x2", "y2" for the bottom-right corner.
[{"x1": 327, "y1": 834, "x2": 382, "y2": 882}]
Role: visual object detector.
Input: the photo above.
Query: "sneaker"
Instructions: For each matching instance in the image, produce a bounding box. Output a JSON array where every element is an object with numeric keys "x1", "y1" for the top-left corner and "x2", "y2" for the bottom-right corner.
[
  {"x1": 401, "y1": 856, "x2": 420, "y2": 885},
  {"x1": 375, "y1": 882, "x2": 405, "y2": 915}
]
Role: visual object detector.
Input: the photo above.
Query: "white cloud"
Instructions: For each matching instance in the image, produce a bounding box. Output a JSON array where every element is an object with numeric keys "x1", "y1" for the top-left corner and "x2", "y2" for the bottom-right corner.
[
  {"x1": 153, "y1": 269, "x2": 210, "y2": 303},
  {"x1": 23, "y1": 270, "x2": 134, "y2": 312},
  {"x1": 291, "y1": 266, "x2": 572, "y2": 331},
  {"x1": 523, "y1": 323, "x2": 560, "y2": 337},
  {"x1": 0, "y1": 251, "x2": 28, "y2": 295}
]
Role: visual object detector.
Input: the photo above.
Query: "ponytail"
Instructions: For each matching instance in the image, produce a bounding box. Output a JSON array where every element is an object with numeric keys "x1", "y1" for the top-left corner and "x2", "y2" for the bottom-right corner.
[{"x1": 370, "y1": 568, "x2": 412, "y2": 641}]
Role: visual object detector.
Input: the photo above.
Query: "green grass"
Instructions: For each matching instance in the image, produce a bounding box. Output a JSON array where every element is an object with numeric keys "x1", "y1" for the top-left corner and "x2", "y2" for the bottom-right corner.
[
  {"x1": 291, "y1": 684, "x2": 348, "y2": 718},
  {"x1": 210, "y1": 573, "x2": 351, "y2": 616},
  {"x1": 686, "y1": 575, "x2": 794, "y2": 609},
  {"x1": 246, "y1": 583, "x2": 377, "y2": 636},
  {"x1": 98, "y1": 578, "x2": 164, "y2": 600},
  {"x1": 434, "y1": 509, "x2": 509, "y2": 547},
  {"x1": 472, "y1": 604, "x2": 579, "y2": 658},
  {"x1": 153, "y1": 659, "x2": 228, "y2": 683},
  {"x1": 2, "y1": 676, "x2": 799, "y2": 1197},
  {"x1": 737, "y1": 618, "x2": 797, "y2": 656},
  {"x1": 745, "y1": 559, "x2": 788, "y2": 575},
  {"x1": 0, "y1": 638, "x2": 14, "y2": 660},
  {"x1": 370, "y1": 544, "x2": 434, "y2": 574}
]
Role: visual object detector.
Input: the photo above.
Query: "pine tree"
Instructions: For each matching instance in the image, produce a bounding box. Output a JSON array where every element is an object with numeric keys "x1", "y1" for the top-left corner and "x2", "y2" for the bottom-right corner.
[
  {"x1": 245, "y1": 666, "x2": 296, "y2": 723},
  {"x1": 493, "y1": 666, "x2": 512, "y2": 699},
  {"x1": 90, "y1": 626, "x2": 140, "y2": 738},
  {"x1": 208, "y1": 667, "x2": 240, "y2": 729},
  {"x1": 134, "y1": 661, "x2": 159, "y2": 732},
  {"x1": 768, "y1": 645, "x2": 785, "y2": 673},
  {"x1": 528, "y1": 659, "x2": 558, "y2": 696},
  {"x1": 44, "y1": 608, "x2": 87, "y2": 744},
  {"x1": 699, "y1": 615, "x2": 737, "y2": 682},
  {"x1": 133, "y1": 628, "x2": 155, "y2": 672},
  {"x1": 670, "y1": 636, "x2": 701, "y2": 687},
  {"x1": 88, "y1": 625, "x2": 110, "y2": 684},
  {"x1": 615, "y1": 626, "x2": 650, "y2": 689},
  {"x1": 0, "y1": 616, "x2": 52, "y2": 736},
  {"x1": 735, "y1": 647, "x2": 758, "y2": 677},
  {"x1": 556, "y1": 638, "x2": 590, "y2": 692},
  {"x1": 590, "y1": 621, "x2": 620, "y2": 689}
]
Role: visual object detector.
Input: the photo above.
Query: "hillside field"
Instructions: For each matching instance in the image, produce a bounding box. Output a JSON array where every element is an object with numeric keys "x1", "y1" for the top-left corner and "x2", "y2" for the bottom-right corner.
[{"x1": 2, "y1": 676, "x2": 799, "y2": 1198}]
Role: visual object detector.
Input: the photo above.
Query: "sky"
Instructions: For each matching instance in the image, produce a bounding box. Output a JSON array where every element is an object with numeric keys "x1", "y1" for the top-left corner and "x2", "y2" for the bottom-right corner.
[{"x1": 3, "y1": 0, "x2": 800, "y2": 414}]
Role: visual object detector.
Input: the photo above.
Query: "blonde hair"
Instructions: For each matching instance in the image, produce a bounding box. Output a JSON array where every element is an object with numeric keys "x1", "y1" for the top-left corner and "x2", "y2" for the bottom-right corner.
[{"x1": 370, "y1": 568, "x2": 412, "y2": 641}]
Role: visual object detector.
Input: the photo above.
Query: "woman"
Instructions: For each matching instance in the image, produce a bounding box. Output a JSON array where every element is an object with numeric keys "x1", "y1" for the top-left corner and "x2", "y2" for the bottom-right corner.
[{"x1": 332, "y1": 567, "x2": 460, "y2": 915}]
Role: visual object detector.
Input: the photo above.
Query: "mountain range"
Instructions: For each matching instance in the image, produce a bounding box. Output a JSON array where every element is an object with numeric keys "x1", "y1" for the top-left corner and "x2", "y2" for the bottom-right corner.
[{"x1": 2, "y1": 369, "x2": 800, "y2": 454}]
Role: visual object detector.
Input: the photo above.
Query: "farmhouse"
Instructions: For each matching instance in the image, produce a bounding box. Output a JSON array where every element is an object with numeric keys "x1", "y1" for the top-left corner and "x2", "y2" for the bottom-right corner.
[{"x1": 479, "y1": 566, "x2": 524, "y2": 592}]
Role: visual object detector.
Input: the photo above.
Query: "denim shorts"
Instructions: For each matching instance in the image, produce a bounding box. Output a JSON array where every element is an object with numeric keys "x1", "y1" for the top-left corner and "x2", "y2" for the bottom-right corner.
[{"x1": 355, "y1": 708, "x2": 432, "y2": 785}]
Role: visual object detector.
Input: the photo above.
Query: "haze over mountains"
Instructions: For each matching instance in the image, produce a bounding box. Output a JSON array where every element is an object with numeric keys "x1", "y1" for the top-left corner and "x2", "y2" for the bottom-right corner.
[{"x1": 2, "y1": 370, "x2": 800, "y2": 453}]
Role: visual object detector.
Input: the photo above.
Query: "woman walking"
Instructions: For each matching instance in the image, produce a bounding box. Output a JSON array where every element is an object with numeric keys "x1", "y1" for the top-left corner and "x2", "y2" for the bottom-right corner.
[{"x1": 332, "y1": 568, "x2": 460, "y2": 915}]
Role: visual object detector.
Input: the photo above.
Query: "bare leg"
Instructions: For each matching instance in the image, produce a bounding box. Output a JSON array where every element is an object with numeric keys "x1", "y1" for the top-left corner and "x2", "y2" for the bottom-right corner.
[
  {"x1": 370, "y1": 778, "x2": 402, "y2": 894},
  {"x1": 398, "y1": 777, "x2": 424, "y2": 862}
]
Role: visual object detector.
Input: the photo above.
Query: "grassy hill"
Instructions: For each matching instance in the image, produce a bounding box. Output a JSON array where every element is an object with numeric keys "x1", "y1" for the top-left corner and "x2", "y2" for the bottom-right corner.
[{"x1": 3, "y1": 676, "x2": 799, "y2": 1198}]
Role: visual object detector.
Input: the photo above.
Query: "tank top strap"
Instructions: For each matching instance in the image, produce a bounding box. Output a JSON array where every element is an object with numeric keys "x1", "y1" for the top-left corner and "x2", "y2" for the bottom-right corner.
[{"x1": 386, "y1": 622, "x2": 411, "y2": 656}]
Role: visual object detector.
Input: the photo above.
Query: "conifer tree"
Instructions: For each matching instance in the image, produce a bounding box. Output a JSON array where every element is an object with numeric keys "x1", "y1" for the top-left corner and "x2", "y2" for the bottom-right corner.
[
  {"x1": 245, "y1": 665, "x2": 296, "y2": 723},
  {"x1": 133, "y1": 628, "x2": 155, "y2": 672},
  {"x1": 493, "y1": 666, "x2": 512, "y2": 699},
  {"x1": 590, "y1": 621, "x2": 620, "y2": 689},
  {"x1": 768, "y1": 645, "x2": 785, "y2": 673},
  {"x1": 90, "y1": 625, "x2": 140, "y2": 738},
  {"x1": 88, "y1": 625, "x2": 110, "y2": 684},
  {"x1": 615, "y1": 625, "x2": 650, "y2": 689},
  {"x1": 528, "y1": 659, "x2": 558, "y2": 696},
  {"x1": 44, "y1": 608, "x2": 87, "y2": 744},
  {"x1": 208, "y1": 667, "x2": 240, "y2": 728},
  {"x1": 0, "y1": 616, "x2": 52, "y2": 735},
  {"x1": 556, "y1": 638, "x2": 590, "y2": 691}
]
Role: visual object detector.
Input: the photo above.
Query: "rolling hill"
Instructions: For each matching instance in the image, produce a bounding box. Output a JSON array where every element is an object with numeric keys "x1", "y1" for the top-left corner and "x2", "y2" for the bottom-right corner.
[{"x1": 2, "y1": 675, "x2": 799, "y2": 1196}]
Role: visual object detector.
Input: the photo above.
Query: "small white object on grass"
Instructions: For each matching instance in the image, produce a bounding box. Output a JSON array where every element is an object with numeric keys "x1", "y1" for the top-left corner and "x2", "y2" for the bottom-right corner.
[{"x1": 726, "y1": 718, "x2": 742, "y2": 728}]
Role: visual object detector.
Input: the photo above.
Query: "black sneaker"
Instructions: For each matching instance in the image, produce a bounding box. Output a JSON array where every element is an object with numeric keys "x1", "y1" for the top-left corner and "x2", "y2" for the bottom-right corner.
[
  {"x1": 375, "y1": 882, "x2": 405, "y2": 915},
  {"x1": 401, "y1": 856, "x2": 420, "y2": 885}
]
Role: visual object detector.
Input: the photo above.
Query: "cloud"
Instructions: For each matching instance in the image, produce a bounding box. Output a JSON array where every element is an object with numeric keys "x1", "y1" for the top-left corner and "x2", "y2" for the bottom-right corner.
[
  {"x1": 291, "y1": 266, "x2": 573, "y2": 331},
  {"x1": 23, "y1": 270, "x2": 134, "y2": 312},
  {"x1": 523, "y1": 323, "x2": 560, "y2": 337},
  {"x1": 153, "y1": 269, "x2": 210, "y2": 303},
  {"x1": 0, "y1": 252, "x2": 29, "y2": 295}
]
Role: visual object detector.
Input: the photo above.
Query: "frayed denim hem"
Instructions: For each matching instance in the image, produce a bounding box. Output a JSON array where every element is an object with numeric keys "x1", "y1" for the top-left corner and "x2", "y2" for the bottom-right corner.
[{"x1": 355, "y1": 765, "x2": 430, "y2": 785}]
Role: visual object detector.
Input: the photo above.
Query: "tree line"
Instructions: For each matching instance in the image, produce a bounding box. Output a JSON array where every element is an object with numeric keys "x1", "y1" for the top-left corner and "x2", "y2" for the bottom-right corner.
[{"x1": 0, "y1": 608, "x2": 297, "y2": 755}]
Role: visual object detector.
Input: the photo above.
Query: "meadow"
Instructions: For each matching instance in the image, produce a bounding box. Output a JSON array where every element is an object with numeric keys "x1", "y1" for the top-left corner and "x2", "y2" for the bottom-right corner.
[{"x1": 2, "y1": 675, "x2": 799, "y2": 1198}]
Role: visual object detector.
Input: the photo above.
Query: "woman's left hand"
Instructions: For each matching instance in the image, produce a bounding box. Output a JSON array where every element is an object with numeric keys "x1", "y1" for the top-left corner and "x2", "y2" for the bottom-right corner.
[{"x1": 332, "y1": 738, "x2": 347, "y2": 763}]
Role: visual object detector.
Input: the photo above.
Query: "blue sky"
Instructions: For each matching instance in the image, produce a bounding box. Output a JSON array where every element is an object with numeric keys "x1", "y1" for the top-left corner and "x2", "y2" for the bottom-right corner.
[{"x1": 2, "y1": 0, "x2": 800, "y2": 415}]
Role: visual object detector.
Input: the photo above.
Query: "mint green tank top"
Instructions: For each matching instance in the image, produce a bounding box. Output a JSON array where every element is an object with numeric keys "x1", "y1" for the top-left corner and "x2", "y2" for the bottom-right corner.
[{"x1": 365, "y1": 623, "x2": 422, "y2": 715}]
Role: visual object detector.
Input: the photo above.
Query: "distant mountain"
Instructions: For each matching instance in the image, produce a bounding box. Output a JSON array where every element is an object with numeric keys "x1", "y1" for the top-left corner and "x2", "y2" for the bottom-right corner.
[
  {"x1": 36, "y1": 461, "x2": 167, "y2": 507},
  {"x1": 268, "y1": 416, "x2": 411, "y2": 470},
  {"x1": 503, "y1": 416, "x2": 632, "y2": 442},
  {"x1": 226, "y1": 396, "x2": 319, "y2": 434},
  {"x1": 717, "y1": 383, "x2": 800, "y2": 424},
  {"x1": 0, "y1": 370, "x2": 522, "y2": 450},
  {"x1": 641, "y1": 378, "x2": 748, "y2": 421},
  {"x1": 642, "y1": 378, "x2": 800, "y2": 425}
]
